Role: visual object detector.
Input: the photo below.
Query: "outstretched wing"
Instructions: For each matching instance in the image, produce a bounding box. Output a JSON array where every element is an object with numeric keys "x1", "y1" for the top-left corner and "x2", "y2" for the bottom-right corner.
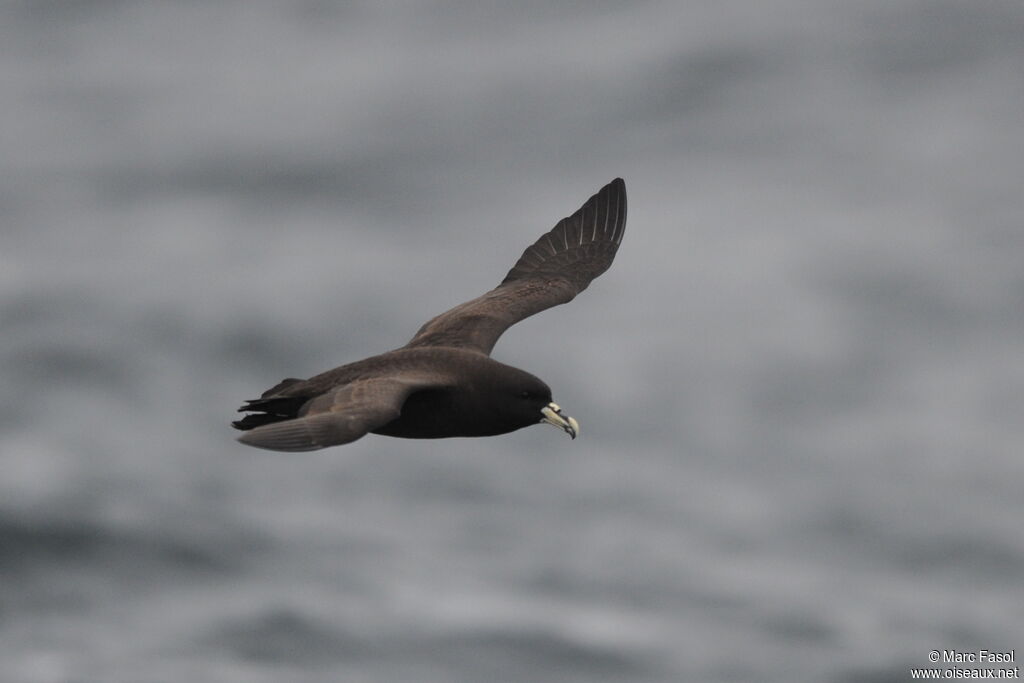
[
  {"x1": 236, "y1": 374, "x2": 441, "y2": 452},
  {"x1": 405, "y1": 178, "x2": 626, "y2": 355}
]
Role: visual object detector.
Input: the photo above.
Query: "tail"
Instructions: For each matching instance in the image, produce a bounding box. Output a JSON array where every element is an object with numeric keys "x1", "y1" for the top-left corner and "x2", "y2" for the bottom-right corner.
[{"x1": 232, "y1": 378, "x2": 310, "y2": 431}]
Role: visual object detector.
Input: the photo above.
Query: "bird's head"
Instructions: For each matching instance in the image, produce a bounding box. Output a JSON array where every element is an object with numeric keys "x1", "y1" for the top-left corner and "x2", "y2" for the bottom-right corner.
[{"x1": 500, "y1": 371, "x2": 578, "y2": 440}]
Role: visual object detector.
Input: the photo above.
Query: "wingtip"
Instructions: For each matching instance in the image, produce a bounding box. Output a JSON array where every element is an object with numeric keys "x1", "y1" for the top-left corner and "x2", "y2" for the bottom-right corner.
[
  {"x1": 235, "y1": 422, "x2": 324, "y2": 452},
  {"x1": 601, "y1": 178, "x2": 626, "y2": 217}
]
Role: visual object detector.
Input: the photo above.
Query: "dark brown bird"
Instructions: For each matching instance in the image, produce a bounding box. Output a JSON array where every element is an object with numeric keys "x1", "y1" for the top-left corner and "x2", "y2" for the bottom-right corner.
[{"x1": 233, "y1": 178, "x2": 627, "y2": 451}]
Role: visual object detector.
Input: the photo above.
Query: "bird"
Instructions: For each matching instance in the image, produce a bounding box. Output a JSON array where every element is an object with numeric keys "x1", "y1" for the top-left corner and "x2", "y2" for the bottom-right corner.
[{"x1": 233, "y1": 178, "x2": 627, "y2": 451}]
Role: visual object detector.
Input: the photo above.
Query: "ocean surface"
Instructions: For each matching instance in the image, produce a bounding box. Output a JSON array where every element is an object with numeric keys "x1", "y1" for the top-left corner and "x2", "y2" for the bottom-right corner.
[{"x1": 3, "y1": 2, "x2": 1023, "y2": 681}]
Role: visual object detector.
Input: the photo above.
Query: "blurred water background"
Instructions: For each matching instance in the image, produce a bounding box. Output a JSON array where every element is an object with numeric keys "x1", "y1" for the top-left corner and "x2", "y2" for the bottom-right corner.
[{"x1": 3, "y1": 1, "x2": 1023, "y2": 681}]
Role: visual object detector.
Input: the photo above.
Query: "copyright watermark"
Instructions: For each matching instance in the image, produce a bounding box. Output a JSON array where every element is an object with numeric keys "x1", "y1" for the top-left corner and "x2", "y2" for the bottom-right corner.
[{"x1": 911, "y1": 649, "x2": 1018, "y2": 679}]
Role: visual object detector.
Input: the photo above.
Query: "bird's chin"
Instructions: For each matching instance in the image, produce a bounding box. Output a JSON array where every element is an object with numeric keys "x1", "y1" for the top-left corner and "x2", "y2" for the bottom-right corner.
[{"x1": 540, "y1": 402, "x2": 579, "y2": 439}]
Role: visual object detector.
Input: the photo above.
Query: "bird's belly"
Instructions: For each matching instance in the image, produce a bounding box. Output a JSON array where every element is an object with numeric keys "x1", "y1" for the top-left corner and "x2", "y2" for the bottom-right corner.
[{"x1": 370, "y1": 388, "x2": 511, "y2": 439}]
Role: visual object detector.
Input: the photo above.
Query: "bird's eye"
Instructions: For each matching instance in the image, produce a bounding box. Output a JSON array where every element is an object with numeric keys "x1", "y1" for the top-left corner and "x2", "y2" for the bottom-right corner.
[{"x1": 520, "y1": 390, "x2": 531, "y2": 399}]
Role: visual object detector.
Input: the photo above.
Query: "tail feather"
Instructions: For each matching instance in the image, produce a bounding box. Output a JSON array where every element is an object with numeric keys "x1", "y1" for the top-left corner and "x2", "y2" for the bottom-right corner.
[
  {"x1": 232, "y1": 413, "x2": 290, "y2": 430},
  {"x1": 233, "y1": 381, "x2": 312, "y2": 432}
]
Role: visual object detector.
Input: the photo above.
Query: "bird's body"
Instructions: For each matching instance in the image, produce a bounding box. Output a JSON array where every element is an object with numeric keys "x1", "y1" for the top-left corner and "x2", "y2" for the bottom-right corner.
[{"x1": 234, "y1": 178, "x2": 626, "y2": 451}]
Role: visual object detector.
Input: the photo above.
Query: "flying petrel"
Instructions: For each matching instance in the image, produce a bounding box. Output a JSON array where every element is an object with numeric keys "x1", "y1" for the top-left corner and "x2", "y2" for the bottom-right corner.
[{"x1": 233, "y1": 178, "x2": 627, "y2": 451}]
